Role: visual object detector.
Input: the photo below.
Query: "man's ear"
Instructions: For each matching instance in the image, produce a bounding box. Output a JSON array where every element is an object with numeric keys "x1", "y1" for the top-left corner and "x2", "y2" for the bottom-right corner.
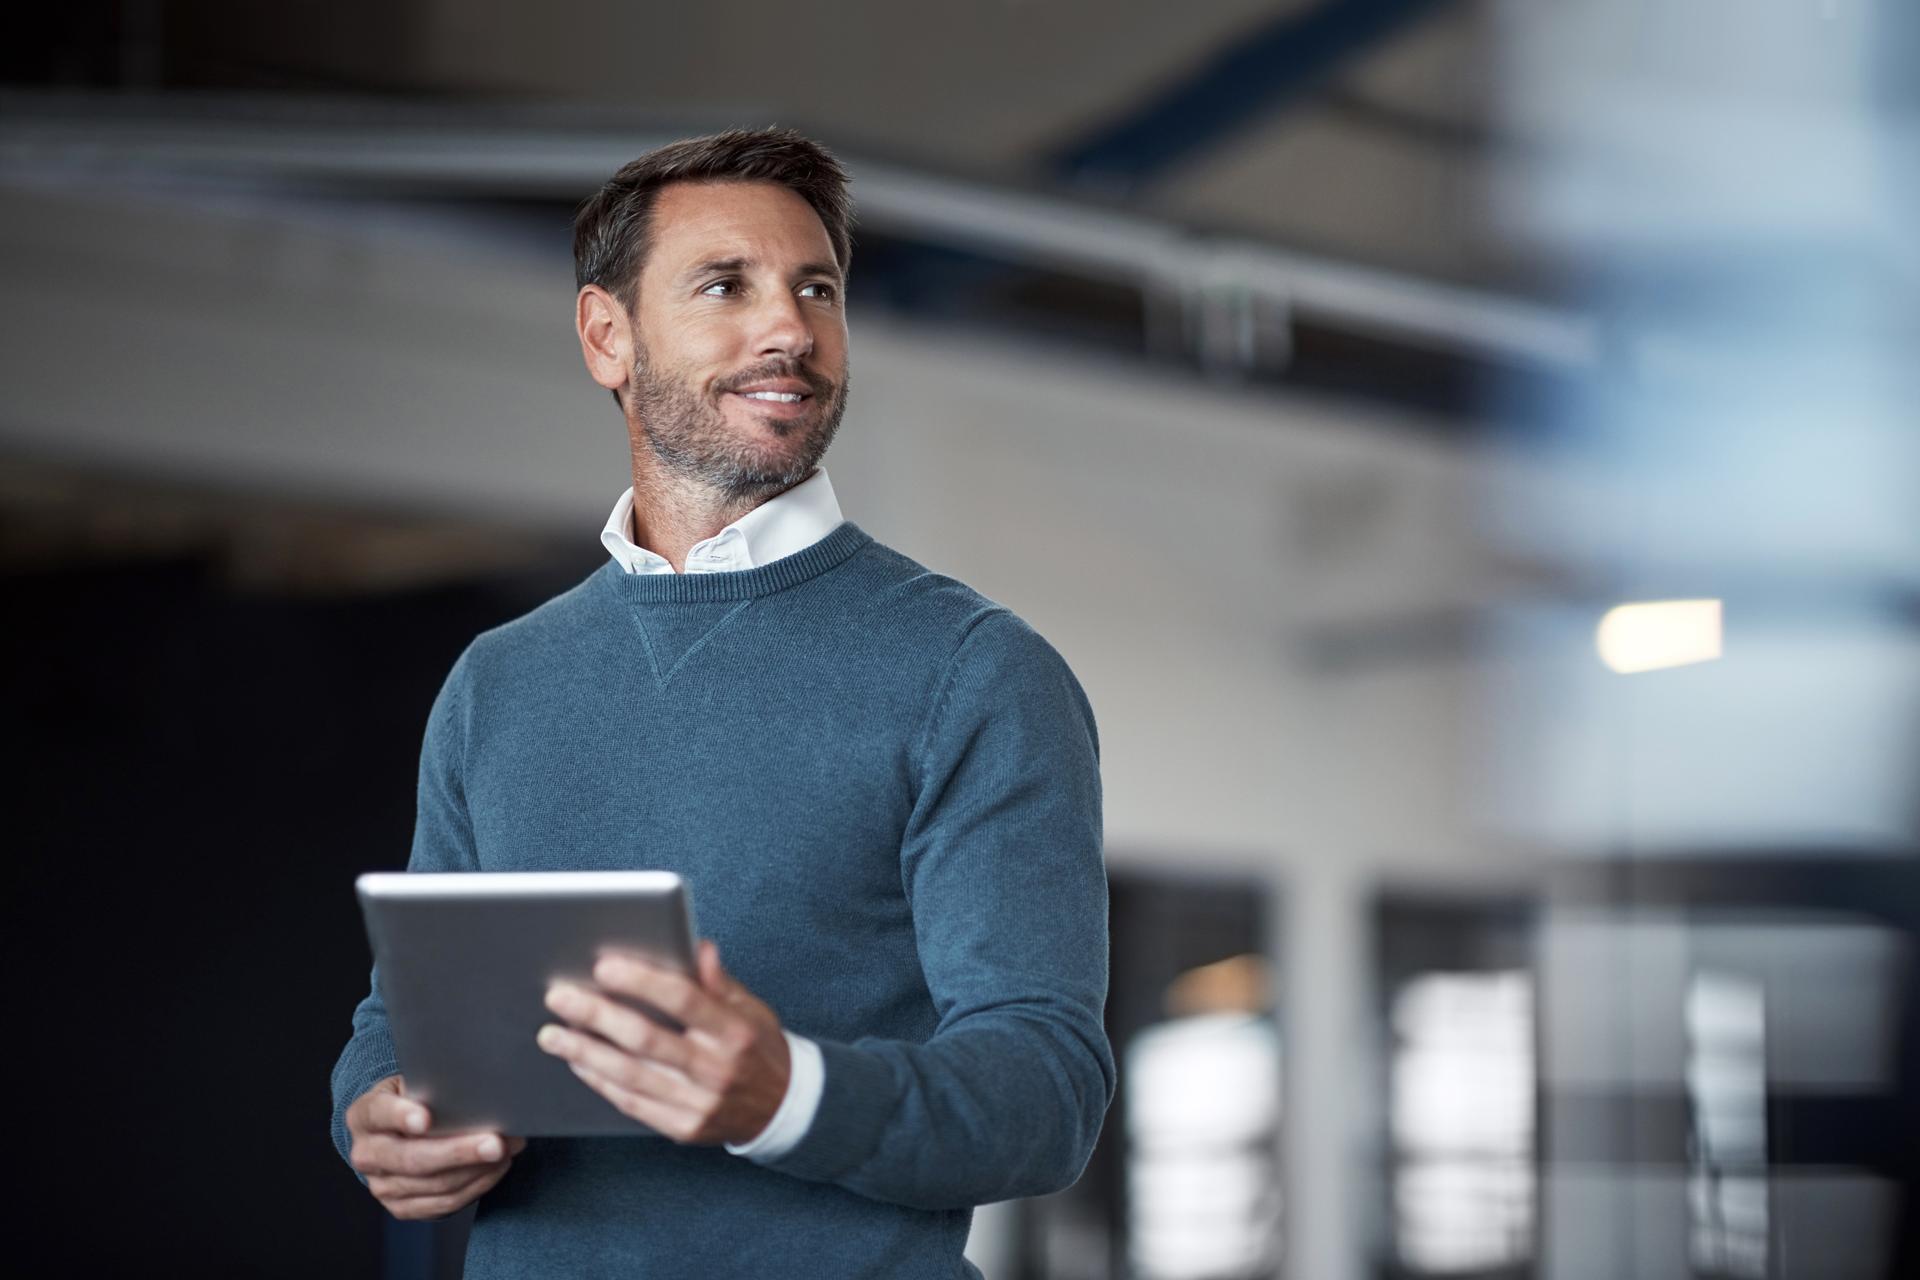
[{"x1": 576, "y1": 285, "x2": 633, "y2": 398}]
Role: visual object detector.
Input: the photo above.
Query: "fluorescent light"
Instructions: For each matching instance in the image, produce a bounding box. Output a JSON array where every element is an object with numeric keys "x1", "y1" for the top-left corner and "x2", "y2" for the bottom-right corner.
[{"x1": 1596, "y1": 599, "x2": 1723, "y2": 673}]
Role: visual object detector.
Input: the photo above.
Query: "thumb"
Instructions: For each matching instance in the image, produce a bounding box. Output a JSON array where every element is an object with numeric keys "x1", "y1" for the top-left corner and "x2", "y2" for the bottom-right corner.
[
  {"x1": 698, "y1": 939, "x2": 750, "y2": 1004},
  {"x1": 697, "y1": 938, "x2": 729, "y2": 994}
]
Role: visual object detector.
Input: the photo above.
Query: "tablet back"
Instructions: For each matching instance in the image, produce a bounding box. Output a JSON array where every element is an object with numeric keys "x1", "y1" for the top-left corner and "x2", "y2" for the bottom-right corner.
[{"x1": 356, "y1": 871, "x2": 697, "y2": 1137}]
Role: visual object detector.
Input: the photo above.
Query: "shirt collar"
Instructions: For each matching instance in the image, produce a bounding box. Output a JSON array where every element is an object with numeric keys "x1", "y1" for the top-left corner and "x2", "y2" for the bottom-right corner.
[{"x1": 600, "y1": 468, "x2": 845, "y2": 576}]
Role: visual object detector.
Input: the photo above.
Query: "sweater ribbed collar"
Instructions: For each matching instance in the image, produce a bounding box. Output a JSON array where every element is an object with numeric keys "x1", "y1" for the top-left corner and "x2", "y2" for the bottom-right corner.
[{"x1": 599, "y1": 521, "x2": 871, "y2": 604}]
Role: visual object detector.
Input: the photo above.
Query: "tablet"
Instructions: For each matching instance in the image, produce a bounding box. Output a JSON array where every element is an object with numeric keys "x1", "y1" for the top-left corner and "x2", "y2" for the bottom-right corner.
[{"x1": 355, "y1": 870, "x2": 698, "y2": 1137}]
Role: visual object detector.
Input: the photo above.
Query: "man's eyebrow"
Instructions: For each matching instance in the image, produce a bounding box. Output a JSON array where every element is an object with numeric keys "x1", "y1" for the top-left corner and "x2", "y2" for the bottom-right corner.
[
  {"x1": 680, "y1": 256, "x2": 748, "y2": 284},
  {"x1": 677, "y1": 256, "x2": 843, "y2": 285}
]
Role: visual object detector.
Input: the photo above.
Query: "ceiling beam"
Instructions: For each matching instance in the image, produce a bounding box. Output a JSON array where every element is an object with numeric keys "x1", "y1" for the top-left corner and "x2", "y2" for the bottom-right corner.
[
  {"x1": 1053, "y1": 0, "x2": 1460, "y2": 191},
  {"x1": 0, "y1": 89, "x2": 1594, "y2": 374}
]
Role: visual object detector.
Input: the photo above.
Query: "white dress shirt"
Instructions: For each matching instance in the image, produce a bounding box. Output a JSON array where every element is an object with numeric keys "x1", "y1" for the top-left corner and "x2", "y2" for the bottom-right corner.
[
  {"x1": 601, "y1": 467, "x2": 845, "y2": 577},
  {"x1": 601, "y1": 467, "x2": 840, "y2": 1161}
]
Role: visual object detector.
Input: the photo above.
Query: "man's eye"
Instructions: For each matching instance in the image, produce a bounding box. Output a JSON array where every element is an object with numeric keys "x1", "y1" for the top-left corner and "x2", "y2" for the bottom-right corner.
[
  {"x1": 700, "y1": 280, "x2": 738, "y2": 296},
  {"x1": 799, "y1": 282, "x2": 837, "y2": 300}
]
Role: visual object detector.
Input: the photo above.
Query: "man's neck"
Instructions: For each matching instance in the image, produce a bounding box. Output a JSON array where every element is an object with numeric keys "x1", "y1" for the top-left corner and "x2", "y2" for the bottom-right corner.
[{"x1": 626, "y1": 459, "x2": 802, "y2": 574}]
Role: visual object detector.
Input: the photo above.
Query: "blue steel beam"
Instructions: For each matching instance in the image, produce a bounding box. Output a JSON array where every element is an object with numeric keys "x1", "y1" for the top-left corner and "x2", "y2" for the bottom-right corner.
[{"x1": 1054, "y1": 0, "x2": 1460, "y2": 190}]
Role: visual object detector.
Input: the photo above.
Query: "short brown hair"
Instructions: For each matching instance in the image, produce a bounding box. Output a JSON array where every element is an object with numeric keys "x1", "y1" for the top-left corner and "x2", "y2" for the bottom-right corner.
[{"x1": 573, "y1": 127, "x2": 855, "y2": 309}]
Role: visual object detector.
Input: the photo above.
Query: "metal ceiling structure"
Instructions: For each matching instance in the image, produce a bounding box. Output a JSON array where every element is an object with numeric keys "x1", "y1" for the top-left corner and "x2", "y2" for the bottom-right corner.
[
  {"x1": 1054, "y1": 0, "x2": 1462, "y2": 190},
  {"x1": 8, "y1": 0, "x2": 1538, "y2": 282},
  {"x1": 0, "y1": 90, "x2": 1596, "y2": 386}
]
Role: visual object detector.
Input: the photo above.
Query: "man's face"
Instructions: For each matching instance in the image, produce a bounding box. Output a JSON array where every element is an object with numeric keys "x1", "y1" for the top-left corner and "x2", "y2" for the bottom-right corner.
[{"x1": 624, "y1": 180, "x2": 850, "y2": 502}]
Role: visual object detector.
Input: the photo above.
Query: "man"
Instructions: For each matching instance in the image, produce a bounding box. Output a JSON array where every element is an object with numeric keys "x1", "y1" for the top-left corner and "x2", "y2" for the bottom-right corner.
[{"x1": 330, "y1": 128, "x2": 1114, "y2": 1278}]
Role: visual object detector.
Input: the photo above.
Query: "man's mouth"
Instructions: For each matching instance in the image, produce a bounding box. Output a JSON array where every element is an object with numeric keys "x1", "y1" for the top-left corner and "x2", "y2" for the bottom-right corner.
[{"x1": 724, "y1": 378, "x2": 818, "y2": 418}]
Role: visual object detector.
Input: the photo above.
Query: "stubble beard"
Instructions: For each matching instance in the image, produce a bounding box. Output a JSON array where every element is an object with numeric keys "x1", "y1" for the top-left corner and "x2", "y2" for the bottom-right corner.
[{"x1": 628, "y1": 344, "x2": 849, "y2": 505}]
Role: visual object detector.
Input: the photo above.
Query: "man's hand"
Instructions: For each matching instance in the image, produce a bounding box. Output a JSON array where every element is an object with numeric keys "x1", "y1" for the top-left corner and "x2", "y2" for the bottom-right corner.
[
  {"x1": 536, "y1": 939, "x2": 791, "y2": 1146},
  {"x1": 346, "y1": 1075, "x2": 525, "y2": 1220}
]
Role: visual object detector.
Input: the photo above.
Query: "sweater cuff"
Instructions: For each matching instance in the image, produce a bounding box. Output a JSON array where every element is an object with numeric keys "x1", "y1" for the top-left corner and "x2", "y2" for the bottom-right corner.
[
  {"x1": 756, "y1": 1037, "x2": 899, "y2": 1184},
  {"x1": 726, "y1": 1031, "x2": 822, "y2": 1161},
  {"x1": 329, "y1": 1035, "x2": 401, "y2": 1175}
]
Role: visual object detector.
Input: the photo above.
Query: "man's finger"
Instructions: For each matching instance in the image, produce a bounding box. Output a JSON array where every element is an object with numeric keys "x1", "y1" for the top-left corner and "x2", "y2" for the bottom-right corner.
[
  {"x1": 382, "y1": 1160, "x2": 513, "y2": 1223},
  {"x1": 354, "y1": 1130, "x2": 511, "y2": 1178},
  {"x1": 377, "y1": 1154, "x2": 519, "y2": 1221},
  {"x1": 544, "y1": 982, "x2": 697, "y2": 1071},
  {"x1": 567, "y1": 1059, "x2": 696, "y2": 1141},
  {"x1": 537, "y1": 1023, "x2": 713, "y2": 1110},
  {"x1": 360, "y1": 1085, "x2": 433, "y2": 1136},
  {"x1": 590, "y1": 953, "x2": 732, "y2": 1035},
  {"x1": 697, "y1": 940, "x2": 757, "y2": 1009},
  {"x1": 697, "y1": 939, "x2": 730, "y2": 996},
  {"x1": 370, "y1": 1159, "x2": 508, "y2": 1201}
]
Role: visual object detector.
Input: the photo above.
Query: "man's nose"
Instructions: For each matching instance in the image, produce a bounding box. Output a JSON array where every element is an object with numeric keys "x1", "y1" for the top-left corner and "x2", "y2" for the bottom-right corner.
[{"x1": 750, "y1": 291, "x2": 814, "y2": 359}]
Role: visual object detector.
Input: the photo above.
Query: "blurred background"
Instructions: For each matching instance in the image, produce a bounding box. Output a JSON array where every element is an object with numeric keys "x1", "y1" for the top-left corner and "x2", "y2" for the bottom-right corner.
[{"x1": 4, "y1": 1, "x2": 1917, "y2": 1276}]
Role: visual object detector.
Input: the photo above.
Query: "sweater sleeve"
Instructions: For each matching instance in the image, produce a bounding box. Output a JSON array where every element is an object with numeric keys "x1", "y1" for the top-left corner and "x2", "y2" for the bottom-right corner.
[
  {"x1": 328, "y1": 651, "x2": 481, "y2": 1172},
  {"x1": 758, "y1": 610, "x2": 1116, "y2": 1210}
]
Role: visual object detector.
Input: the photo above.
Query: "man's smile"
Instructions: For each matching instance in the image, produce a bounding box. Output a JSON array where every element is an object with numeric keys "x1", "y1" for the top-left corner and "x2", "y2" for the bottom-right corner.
[
  {"x1": 724, "y1": 391, "x2": 813, "y2": 422},
  {"x1": 723, "y1": 375, "x2": 821, "y2": 420}
]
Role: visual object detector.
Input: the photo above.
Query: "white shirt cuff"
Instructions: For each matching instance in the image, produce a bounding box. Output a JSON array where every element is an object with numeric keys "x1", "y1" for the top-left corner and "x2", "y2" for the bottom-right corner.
[{"x1": 724, "y1": 1030, "x2": 823, "y2": 1162}]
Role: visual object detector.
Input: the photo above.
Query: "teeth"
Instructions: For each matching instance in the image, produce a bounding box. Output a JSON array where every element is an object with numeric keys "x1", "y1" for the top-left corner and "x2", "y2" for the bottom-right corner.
[{"x1": 742, "y1": 391, "x2": 803, "y2": 402}]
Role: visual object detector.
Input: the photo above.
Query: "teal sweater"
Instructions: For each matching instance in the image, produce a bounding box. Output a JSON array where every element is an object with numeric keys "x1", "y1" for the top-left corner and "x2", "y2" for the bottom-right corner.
[{"x1": 329, "y1": 523, "x2": 1114, "y2": 1278}]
